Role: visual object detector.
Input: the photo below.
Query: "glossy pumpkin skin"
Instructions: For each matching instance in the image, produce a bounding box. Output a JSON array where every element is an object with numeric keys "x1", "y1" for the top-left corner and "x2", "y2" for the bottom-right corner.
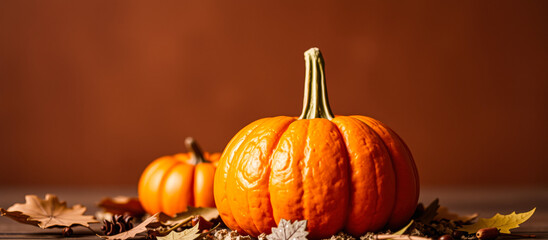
[
  {"x1": 139, "y1": 138, "x2": 220, "y2": 216},
  {"x1": 213, "y1": 48, "x2": 419, "y2": 239}
]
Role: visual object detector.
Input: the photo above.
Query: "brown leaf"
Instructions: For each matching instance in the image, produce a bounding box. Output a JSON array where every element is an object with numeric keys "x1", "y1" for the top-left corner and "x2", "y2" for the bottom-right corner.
[
  {"x1": 0, "y1": 208, "x2": 40, "y2": 226},
  {"x1": 157, "y1": 223, "x2": 201, "y2": 240},
  {"x1": 415, "y1": 199, "x2": 439, "y2": 224},
  {"x1": 146, "y1": 212, "x2": 173, "y2": 228},
  {"x1": 434, "y1": 206, "x2": 478, "y2": 222},
  {"x1": 267, "y1": 219, "x2": 308, "y2": 240},
  {"x1": 98, "y1": 196, "x2": 146, "y2": 217},
  {"x1": 163, "y1": 206, "x2": 219, "y2": 226},
  {"x1": 98, "y1": 213, "x2": 159, "y2": 240},
  {"x1": 2, "y1": 194, "x2": 97, "y2": 228}
]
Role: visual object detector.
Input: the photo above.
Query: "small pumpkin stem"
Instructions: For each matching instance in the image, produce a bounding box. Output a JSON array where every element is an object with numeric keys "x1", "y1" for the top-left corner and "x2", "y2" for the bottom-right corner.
[
  {"x1": 298, "y1": 47, "x2": 335, "y2": 120},
  {"x1": 185, "y1": 137, "x2": 208, "y2": 165}
]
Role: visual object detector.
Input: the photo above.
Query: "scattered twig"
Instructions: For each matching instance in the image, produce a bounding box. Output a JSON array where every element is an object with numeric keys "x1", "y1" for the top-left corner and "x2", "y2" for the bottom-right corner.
[
  {"x1": 159, "y1": 216, "x2": 193, "y2": 235},
  {"x1": 374, "y1": 234, "x2": 432, "y2": 240}
]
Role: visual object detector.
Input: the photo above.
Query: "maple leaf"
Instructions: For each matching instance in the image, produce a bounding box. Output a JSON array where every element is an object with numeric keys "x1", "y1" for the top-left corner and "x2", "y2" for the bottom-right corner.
[
  {"x1": 157, "y1": 223, "x2": 201, "y2": 240},
  {"x1": 98, "y1": 213, "x2": 159, "y2": 240},
  {"x1": 0, "y1": 194, "x2": 97, "y2": 229},
  {"x1": 267, "y1": 219, "x2": 308, "y2": 240},
  {"x1": 458, "y1": 208, "x2": 536, "y2": 234},
  {"x1": 0, "y1": 208, "x2": 40, "y2": 226},
  {"x1": 434, "y1": 206, "x2": 478, "y2": 222},
  {"x1": 98, "y1": 196, "x2": 146, "y2": 217}
]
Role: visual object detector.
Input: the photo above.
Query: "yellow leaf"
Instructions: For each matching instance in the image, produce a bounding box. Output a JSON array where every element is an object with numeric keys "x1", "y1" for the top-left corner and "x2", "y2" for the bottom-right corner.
[{"x1": 458, "y1": 208, "x2": 536, "y2": 234}]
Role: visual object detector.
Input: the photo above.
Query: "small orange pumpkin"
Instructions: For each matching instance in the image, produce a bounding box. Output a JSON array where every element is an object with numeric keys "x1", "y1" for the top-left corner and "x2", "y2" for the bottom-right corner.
[
  {"x1": 214, "y1": 48, "x2": 419, "y2": 239},
  {"x1": 138, "y1": 137, "x2": 220, "y2": 216}
]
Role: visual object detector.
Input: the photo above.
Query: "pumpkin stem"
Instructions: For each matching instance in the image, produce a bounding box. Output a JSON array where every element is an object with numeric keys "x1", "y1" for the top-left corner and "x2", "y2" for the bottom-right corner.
[
  {"x1": 185, "y1": 137, "x2": 208, "y2": 165},
  {"x1": 298, "y1": 48, "x2": 335, "y2": 120}
]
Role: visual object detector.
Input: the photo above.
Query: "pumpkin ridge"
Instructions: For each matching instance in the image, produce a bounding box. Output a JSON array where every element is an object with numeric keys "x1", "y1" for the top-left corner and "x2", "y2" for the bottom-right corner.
[
  {"x1": 333, "y1": 117, "x2": 378, "y2": 232},
  {"x1": 351, "y1": 116, "x2": 396, "y2": 227},
  {"x1": 351, "y1": 115, "x2": 415, "y2": 230},
  {"x1": 370, "y1": 136, "x2": 386, "y2": 225},
  {"x1": 329, "y1": 118, "x2": 354, "y2": 231},
  {"x1": 331, "y1": 120, "x2": 353, "y2": 230},
  {"x1": 139, "y1": 156, "x2": 173, "y2": 214},
  {"x1": 216, "y1": 118, "x2": 270, "y2": 234},
  {"x1": 365, "y1": 121, "x2": 390, "y2": 226},
  {"x1": 269, "y1": 120, "x2": 308, "y2": 225},
  {"x1": 377, "y1": 123, "x2": 419, "y2": 202},
  {"x1": 193, "y1": 162, "x2": 216, "y2": 207},
  {"x1": 157, "y1": 160, "x2": 185, "y2": 215},
  {"x1": 394, "y1": 132, "x2": 420, "y2": 200},
  {"x1": 189, "y1": 164, "x2": 196, "y2": 207},
  {"x1": 301, "y1": 119, "x2": 350, "y2": 238},
  {"x1": 332, "y1": 116, "x2": 396, "y2": 234},
  {"x1": 225, "y1": 118, "x2": 274, "y2": 235},
  {"x1": 251, "y1": 117, "x2": 294, "y2": 234},
  {"x1": 236, "y1": 117, "x2": 295, "y2": 236},
  {"x1": 300, "y1": 120, "x2": 310, "y2": 222}
]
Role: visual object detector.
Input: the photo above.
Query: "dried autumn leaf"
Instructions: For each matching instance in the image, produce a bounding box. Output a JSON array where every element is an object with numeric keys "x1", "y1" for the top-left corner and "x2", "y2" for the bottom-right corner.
[
  {"x1": 164, "y1": 206, "x2": 219, "y2": 226},
  {"x1": 416, "y1": 199, "x2": 439, "y2": 224},
  {"x1": 157, "y1": 223, "x2": 200, "y2": 240},
  {"x1": 458, "y1": 208, "x2": 536, "y2": 234},
  {"x1": 1, "y1": 194, "x2": 97, "y2": 228},
  {"x1": 0, "y1": 208, "x2": 40, "y2": 226},
  {"x1": 145, "y1": 212, "x2": 174, "y2": 229},
  {"x1": 98, "y1": 213, "x2": 159, "y2": 240},
  {"x1": 434, "y1": 206, "x2": 478, "y2": 222},
  {"x1": 267, "y1": 219, "x2": 308, "y2": 240},
  {"x1": 98, "y1": 196, "x2": 146, "y2": 217}
]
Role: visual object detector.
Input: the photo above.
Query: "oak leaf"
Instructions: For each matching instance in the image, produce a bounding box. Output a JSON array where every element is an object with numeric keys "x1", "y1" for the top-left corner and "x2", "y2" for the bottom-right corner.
[
  {"x1": 458, "y1": 208, "x2": 536, "y2": 234},
  {"x1": 0, "y1": 194, "x2": 97, "y2": 228},
  {"x1": 267, "y1": 219, "x2": 308, "y2": 240},
  {"x1": 98, "y1": 213, "x2": 159, "y2": 240},
  {"x1": 157, "y1": 223, "x2": 201, "y2": 240}
]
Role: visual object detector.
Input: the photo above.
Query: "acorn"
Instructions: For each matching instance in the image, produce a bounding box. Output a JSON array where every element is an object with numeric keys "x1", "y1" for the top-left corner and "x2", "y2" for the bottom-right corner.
[{"x1": 476, "y1": 228, "x2": 499, "y2": 240}]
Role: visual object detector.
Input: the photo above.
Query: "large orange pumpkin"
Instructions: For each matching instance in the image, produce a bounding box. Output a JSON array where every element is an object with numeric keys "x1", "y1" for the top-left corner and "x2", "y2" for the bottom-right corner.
[
  {"x1": 138, "y1": 137, "x2": 220, "y2": 216},
  {"x1": 213, "y1": 48, "x2": 419, "y2": 239}
]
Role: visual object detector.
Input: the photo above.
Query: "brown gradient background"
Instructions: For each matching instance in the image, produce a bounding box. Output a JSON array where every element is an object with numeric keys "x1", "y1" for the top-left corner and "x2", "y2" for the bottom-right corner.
[{"x1": 1, "y1": 1, "x2": 547, "y2": 187}]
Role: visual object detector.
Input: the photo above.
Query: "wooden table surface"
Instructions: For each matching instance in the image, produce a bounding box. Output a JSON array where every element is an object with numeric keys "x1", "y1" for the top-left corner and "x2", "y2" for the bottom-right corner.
[{"x1": 1, "y1": 186, "x2": 547, "y2": 239}]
